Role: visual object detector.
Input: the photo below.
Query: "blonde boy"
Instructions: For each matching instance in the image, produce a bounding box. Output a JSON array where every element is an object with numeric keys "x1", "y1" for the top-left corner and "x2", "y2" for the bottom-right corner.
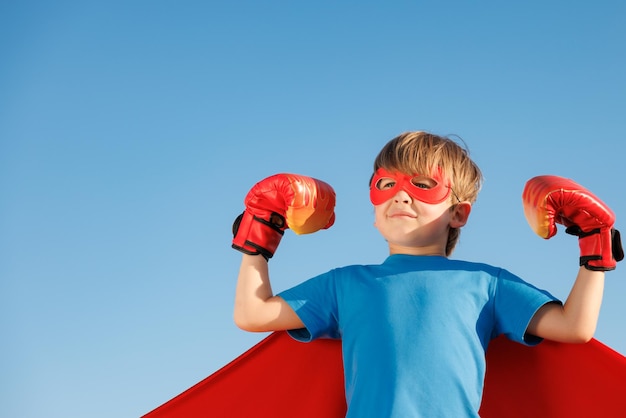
[{"x1": 232, "y1": 132, "x2": 621, "y2": 417}]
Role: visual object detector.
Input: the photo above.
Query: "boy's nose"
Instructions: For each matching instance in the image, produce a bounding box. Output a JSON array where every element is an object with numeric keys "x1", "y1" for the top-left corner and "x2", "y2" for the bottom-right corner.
[{"x1": 393, "y1": 189, "x2": 412, "y2": 203}]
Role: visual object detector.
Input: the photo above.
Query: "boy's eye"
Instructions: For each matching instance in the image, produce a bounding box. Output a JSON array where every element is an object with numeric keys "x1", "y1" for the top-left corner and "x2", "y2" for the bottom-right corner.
[
  {"x1": 376, "y1": 178, "x2": 396, "y2": 190},
  {"x1": 411, "y1": 176, "x2": 437, "y2": 190}
]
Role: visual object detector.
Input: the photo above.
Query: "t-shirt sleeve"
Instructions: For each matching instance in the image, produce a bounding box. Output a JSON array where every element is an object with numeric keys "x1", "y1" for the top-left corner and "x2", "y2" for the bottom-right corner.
[
  {"x1": 494, "y1": 269, "x2": 561, "y2": 346},
  {"x1": 277, "y1": 270, "x2": 341, "y2": 342}
]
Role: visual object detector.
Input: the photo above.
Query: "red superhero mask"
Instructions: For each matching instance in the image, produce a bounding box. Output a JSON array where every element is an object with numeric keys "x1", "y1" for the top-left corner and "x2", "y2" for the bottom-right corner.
[{"x1": 369, "y1": 167, "x2": 452, "y2": 205}]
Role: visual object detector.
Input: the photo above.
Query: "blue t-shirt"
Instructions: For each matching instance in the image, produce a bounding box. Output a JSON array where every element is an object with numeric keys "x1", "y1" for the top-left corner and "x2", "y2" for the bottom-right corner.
[{"x1": 278, "y1": 255, "x2": 559, "y2": 418}]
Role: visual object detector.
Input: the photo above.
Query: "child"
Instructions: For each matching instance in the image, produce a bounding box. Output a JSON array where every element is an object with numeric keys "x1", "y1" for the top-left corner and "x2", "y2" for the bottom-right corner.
[{"x1": 231, "y1": 131, "x2": 622, "y2": 417}]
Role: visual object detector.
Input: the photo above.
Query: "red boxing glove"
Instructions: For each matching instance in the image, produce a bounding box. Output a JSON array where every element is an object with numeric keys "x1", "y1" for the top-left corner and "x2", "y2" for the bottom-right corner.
[
  {"x1": 232, "y1": 173, "x2": 336, "y2": 260},
  {"x1": 522, "y1": 175, "x2": 623, "y2": 271}
]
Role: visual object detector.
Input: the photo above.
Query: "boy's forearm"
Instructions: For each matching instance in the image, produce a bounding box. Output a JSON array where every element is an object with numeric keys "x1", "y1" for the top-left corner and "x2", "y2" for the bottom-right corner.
[
  {"x1": 234, "y1": 254, "x2": 272, "y2": 329},
  {"x1": 561, "y1": 267, "x2": 605, "y2": 340}
]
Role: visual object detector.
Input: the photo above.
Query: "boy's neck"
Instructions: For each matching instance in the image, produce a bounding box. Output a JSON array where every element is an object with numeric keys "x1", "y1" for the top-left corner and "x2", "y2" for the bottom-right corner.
[{"x1": 388, "y1": 243, "x2": 447, "y2": 257}]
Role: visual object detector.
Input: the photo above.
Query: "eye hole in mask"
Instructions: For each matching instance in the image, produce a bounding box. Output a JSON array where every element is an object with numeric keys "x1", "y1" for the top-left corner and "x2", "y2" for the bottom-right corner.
[{"x1": 369, "y1": 167, "x2": 452, "y2": 205}]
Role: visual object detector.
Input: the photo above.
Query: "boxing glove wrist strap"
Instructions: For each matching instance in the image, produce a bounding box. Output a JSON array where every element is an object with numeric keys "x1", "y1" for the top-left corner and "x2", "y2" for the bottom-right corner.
[
  {"x1": 566, "y1": 226, "x2": 624, "y2": 271},
  {"x1": 232, "y1": 211, "x2": 285, "y2": 260}
]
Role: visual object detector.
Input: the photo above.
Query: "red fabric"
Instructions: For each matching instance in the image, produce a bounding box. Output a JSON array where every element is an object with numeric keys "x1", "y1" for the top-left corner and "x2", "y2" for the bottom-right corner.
[
  {"x1": 142, "y1": 332, "x2": 346, "y2": 418},
  {"x1": 143, "y1": 332, "x2": 626, "y2": 418},
  {"x1": 480, "y1": 335, "x2": 626, "y2": 417}
]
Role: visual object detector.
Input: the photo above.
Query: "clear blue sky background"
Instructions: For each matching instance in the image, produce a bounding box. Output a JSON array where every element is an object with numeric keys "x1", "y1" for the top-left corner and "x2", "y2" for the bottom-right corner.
[{"x1": 2, "y1": 2, "x2": 625, "y2": 417}]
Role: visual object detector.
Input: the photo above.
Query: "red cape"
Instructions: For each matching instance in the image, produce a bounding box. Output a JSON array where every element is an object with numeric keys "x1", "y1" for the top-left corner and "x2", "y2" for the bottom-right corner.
[{"x1": 143, "y1": 332, "x2": 626, "y2": 417}]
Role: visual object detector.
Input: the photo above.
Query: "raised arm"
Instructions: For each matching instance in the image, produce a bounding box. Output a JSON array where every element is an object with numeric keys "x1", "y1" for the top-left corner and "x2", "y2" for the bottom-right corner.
[
  {"x1": 230, "y1": 173, "x2": 336, "y2": 332},
  {"x1": 527, "y1": 267, "x2": 604, "y2": 343},
  {"x1": 234, "y1": 254, "x2": 304, "y2": 332},
  {"x1": 522, "y1": 175, "x2": 623, "y2": 343}
]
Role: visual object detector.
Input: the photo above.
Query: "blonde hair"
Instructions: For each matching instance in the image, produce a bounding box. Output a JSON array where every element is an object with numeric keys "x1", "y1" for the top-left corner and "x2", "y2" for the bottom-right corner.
[{"x1": 372, "y1": 131, "x2": 483, "y2": 255}]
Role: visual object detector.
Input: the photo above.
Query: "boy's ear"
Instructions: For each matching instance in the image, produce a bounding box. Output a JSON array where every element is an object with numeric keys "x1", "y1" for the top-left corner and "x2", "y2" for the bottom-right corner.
[{"x1": 450, "y1": 202, "x2": 471, "y2": 228}]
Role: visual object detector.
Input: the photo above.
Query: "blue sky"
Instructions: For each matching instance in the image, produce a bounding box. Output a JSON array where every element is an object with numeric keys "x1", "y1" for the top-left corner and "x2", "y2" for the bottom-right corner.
[{"x1": 2, "y1": 2, "x2": 625, "y2": 417}]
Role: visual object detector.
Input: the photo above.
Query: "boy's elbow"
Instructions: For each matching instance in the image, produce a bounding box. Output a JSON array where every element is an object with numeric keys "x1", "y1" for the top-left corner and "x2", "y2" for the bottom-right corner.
[
  {"x1": 233, "y1": 309, "x2": 264, "y2": 332},
  {"x1": 569, "y1": 328, "x2": 595, "y2": 344},
  {"x1": 561, "y1": 324, "x2": 596, "y2": 344},
  {"x1": 233, "y1": 309, "x2": 252, "y2": 331}
]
